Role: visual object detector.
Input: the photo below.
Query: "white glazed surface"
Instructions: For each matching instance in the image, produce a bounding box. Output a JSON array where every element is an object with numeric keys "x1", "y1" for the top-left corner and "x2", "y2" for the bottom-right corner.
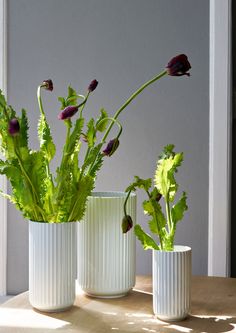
[
  {"x1": 29, "y1": 221, "x2": 77, "y2": 312},
  {"x1": 77, "y1": 192, "x2": 136, "y2": 297},
  {"x1": 153, "y1": 245, "x2": 192, "y2": 321}
]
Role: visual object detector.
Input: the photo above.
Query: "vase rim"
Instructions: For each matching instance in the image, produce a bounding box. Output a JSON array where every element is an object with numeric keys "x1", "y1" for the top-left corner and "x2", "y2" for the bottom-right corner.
[
  {"x1": 90, "y1": 191, "x2": 136, "y2": 198},
  {"x1": 153, "y1": 245, "x2": 191, "y2": 253}
]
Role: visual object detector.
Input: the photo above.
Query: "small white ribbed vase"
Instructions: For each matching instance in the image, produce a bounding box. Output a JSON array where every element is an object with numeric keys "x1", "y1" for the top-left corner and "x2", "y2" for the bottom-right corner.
[
  {"x1": 153, "y1": 246, "x2": 191, "y2": 321},
  {"x1": 77, "y1": 192, "x2": 136, "y2": 298},
  {"x1": 29, "y1": 221, "x2": 77, "y2": 312}
]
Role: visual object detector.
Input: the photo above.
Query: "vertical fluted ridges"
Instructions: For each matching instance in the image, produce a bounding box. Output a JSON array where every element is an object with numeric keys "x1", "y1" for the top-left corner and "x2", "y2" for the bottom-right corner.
[
  {"x1": 29, "y1": 221, "x2": 77, "y2": 312},
  {"x1": 153, "y1": 246, "x2": 191, "y2": 321},
  {"x1": 77, "y1": 192, "x2": 136, "y2": 297}
]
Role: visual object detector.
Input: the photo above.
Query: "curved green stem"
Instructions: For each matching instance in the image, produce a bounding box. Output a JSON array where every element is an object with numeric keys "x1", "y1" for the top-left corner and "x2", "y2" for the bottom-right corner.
[
  {"x1": 102, "y1": 70, "x2": 167, "y2": 143},
  {"x1": 79, "y1": 92, "x2": 90, "y2": 118}
]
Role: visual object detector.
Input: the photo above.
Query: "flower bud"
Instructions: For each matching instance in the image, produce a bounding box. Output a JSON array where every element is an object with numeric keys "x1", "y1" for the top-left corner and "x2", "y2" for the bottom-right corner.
[
  {"x1": 166, "y1": 54, "x2": 191, "y2": 76},
  {"x1": 42, "y1": 79, "x2": 53, "y2": 91},
  {"x1": 102, "y1": 138, "x2": 119, "y2": 157},
  {"x1": 58, "y1": 105, "x2": 79, "y2": 120},
  {"x1": 88, "y1": 79, "x2": 98, "y2": 92},
  {"x1": 8, "y1": 118, "x2": 20, "y2": 136},
  {"x1": 122, "y1": 215, "x2": 133, "y2": 233},
  {"x1": 156, "y1": 193, "x2": 162, "y2": 202}
]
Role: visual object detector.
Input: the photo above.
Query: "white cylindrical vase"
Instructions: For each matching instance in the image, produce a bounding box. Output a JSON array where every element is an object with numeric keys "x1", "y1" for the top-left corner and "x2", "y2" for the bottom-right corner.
[
  {"x1": 77, "y1": 191, "x2": 136, "y2": 298},
  {"x1": 29, "y1": 221, "x2": 77, "y2": 312},
  {"x1": 153, "y1": 245, "x2": 191, "y2": 321}
]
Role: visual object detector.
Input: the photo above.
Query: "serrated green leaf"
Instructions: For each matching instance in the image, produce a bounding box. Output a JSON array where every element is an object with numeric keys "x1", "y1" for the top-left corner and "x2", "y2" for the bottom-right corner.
[
  {"x1": 68, "y1": 86, "x2": 77, "y2": 98},
  {"x1": 96, "y1": 108, "x2": 109, "y2": 132},
  {"x1": 86, "y1": 118, "x2": 96, "y2": 147},
  {"x1": 67, "y1": 117, "x2": 84, "y2": 154},
  {"x1": 134, "y1": 224, "x2": 159, "y2": 250},
  {"x1": 58, "y1": 97, "x2": 66, "y2": 110},
  {"x1": 18, "y1": 109, "x2": 29, "y2": 149},
  {"x1": 38, "y1": 113, "x2": 56, "y2": 162},
  {"x1": 171, "y1": 191, "x2": 188, "y2": 225},
  {"x1": 154, "y1": 147, "x2": 183, "y2": 201},
  {"x1": 125, "y1": 176, "x2": 152, "y2": 193}
]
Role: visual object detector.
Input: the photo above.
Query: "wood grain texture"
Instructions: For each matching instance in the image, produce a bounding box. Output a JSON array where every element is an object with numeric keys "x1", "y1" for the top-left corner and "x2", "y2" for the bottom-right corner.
[{"x1": 0, "y1": 276, "x2": 235, "y2": 332}]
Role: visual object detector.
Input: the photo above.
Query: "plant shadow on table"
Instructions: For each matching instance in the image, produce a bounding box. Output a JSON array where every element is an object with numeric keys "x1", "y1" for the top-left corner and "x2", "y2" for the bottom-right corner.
[
  {"x1": 163, "y1": 315, "x2": 236, "y2": 333},
  {"x1": 13, "y1": 289, "x2": 235, "y2": 333}
]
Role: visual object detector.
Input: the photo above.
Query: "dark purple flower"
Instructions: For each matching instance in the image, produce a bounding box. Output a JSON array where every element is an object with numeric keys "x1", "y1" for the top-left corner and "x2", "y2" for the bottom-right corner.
[
  {"x1": 8, "y1": 118, "x2": 20, "y2": 136},
  {"x1": 166, "y1": 54, "x2": 191, "y2": 76},
  {"x1": 102, "y1": 138, "x2": 119, "y2": 157},
  {"x1": 42, "y1": 79, "x2": 53, "y2": 91},
  {"x1": 88, "y1": 79, "x2": 98, "y2": 92},
  {"x1": 122, "y1": 215, "x2": 133, "y2": 233},
  {"x1": 58, "y1": 105, "x2": 79, "y2": 120}
]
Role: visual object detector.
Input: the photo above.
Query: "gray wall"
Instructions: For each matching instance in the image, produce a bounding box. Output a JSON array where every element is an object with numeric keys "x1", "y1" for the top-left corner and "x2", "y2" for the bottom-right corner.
[{"x1": 7, "y1": 0, "x2": 209, "y2": 294}]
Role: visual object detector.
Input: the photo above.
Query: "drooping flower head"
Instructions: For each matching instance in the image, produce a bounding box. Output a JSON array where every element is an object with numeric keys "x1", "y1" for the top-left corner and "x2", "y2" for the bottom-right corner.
[
  {"x1": 122, "y1": 215, "x2": 133, "y2": 233},
  {"x1": 8, "y1": 118, "x2": 20, "y2": 136},
  {"x1": 102, "y1": 138, "x2": 119, "y2": 157},
  {"x1": 58, "y1": 105, "x2": 79, "y2": 120},
  {"x1": 42, "y1": 79, "x2": 53, "y2": 91},
  {"x1": 88, "y1": 79, "x2": 98, "y2": 92},
  {"x1": 166, "y1": 54, "x2": 191, "y2": 76}
]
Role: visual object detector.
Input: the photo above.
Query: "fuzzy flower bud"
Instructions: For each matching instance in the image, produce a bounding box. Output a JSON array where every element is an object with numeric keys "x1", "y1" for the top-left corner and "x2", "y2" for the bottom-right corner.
[
  {"x1": 88, "y1": 79, "x2": 98, "y2": 92},
  {"x1": 166, "y1": 54, "x2": 191, "y2": 76},
  {"x1": 122, "y1": 215, "x2": 133, "y2": 233},
  {"x1": 58, "y1": 105, "x2": 79, "y2": 120},
  {"x1": 42, "y1": 79, "x2": 53, "y2": 91},
  {"x1": 8, "y1": 118, "x2": 20, "y2": 136},
  {"x1": 102, "y1": 138, "x2": 119, "y2": 157}
]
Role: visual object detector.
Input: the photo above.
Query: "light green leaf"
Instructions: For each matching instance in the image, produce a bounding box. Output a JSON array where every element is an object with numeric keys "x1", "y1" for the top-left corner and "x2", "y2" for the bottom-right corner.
[
  {"x1": 154, "y1": 145, "x2": 183, "y2": 201},
  {"x1": 171, "y1": 191, "x2": 188, "y2": 225},
  {"x1": 134, "y1": 224, "x2": 159, "y2": 250},
  {"x1": 126, "y1": 176, "x2": 152, "y2": 193},
  {"x1": 96, "y1": 108, "x2": 109, "y2": 132},
  {"x1": 38, "y1": 113, "x2": 56, "y2": 162},
  {"x1": 86, "y1": 118, "x2": 96, "y2": 147}
]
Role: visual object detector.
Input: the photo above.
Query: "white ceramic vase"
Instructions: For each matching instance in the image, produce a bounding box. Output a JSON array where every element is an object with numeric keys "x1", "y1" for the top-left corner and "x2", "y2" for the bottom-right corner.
[
  {"x1": 153, "y1": 245, "x2": 191, "y2": 321},
  {"x1": 29, "y1": 221, "x2": 77, "y2": 312},
  {"x1": 77, "y1": 191, "x2": 136, "y2": 298}
]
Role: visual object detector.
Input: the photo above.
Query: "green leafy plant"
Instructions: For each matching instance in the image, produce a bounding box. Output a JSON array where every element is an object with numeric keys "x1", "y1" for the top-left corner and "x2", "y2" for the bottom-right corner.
[
  {"x1": 0, "y1": 54, "x2": 191, "y2": 223},
  {"x1": 122, "y1": 145, "x2": 188, "y2": 251}
]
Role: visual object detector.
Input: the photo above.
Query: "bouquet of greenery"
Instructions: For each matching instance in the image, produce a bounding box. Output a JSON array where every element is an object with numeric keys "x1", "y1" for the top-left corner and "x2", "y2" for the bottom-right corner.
[
  {"x1": 0, "y1": 54, "x2": 191, "y2": 223},
  {"x1": 122, "y1": 145, "x2": 188, "y2": 251}
]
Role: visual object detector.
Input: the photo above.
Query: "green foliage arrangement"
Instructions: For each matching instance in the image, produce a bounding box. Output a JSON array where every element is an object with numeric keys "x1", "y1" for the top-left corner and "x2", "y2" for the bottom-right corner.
[
  {"x1": 122, "y1": 145, "x2": 188, "y2": 251},
  {"x1": 0, "y1": 54, "x2": 191, "y2": 223}
]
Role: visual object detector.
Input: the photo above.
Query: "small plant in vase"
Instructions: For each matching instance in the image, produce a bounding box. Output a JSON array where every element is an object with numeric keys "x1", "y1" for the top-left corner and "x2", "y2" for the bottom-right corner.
[{"x1": 123, "y1": 145, "x2": 191, "y2": 321}]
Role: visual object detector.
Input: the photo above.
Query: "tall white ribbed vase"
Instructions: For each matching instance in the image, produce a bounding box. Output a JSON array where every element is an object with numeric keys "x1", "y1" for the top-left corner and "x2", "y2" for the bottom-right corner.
[
  {"x1": 153, "y1": 246, "x2": 191, "y2": 321},
  {"x1": 29, "y1": 221, "x2": 77, "y2": 312},
  {"x1": 77, "y1": 192, "x2": 136, "y2": 298}
]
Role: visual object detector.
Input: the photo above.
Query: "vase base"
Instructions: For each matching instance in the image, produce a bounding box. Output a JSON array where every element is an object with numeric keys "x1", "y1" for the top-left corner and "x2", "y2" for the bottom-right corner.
[
  {"x1": 83, "y1": 290, "x2": 131, "y2": 299},
  {"x1": 155, "y1": 313, "x2": 189, "y2": 322},
  {"x1": 32, "y1": 304, "x2": 74, "y2": 313}
]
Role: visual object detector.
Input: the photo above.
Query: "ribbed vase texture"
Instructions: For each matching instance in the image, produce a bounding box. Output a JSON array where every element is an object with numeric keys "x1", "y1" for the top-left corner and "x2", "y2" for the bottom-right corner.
[
  {"x1": 29, "y1": 221, "x2": 77, "y2": 312},
  {"x1": 153, "y1": 246, "x2": 191, "y2": 321},
  {"x1": 77, "y1": 192, "x2": 136, "y2": 297}
]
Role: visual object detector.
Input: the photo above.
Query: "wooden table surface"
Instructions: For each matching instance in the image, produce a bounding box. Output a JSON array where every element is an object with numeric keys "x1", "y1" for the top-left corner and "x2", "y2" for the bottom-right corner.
[{"x1": 0, "y1": 275, "x2": 236, "y2": 332}]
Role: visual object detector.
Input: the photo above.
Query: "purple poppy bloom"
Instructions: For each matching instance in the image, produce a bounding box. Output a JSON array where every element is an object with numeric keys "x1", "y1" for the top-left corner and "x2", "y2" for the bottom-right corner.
[
  {"x1": 42, "y1": 79, "x2": 53, "y2": 91},
  {"x1": 88, "y1": 79, "x2": 98, "y2": 92},
  {"x1": 166, "y1": 54, "x2": 191, "y2": 76},
  {"x1": 8, "y1": 118, "x2": 20, "y2": 136},
  {"x1": 102, "y1": 138, "x2": 119, "y2": 157},
  {"x1": 58, "y1": 105, "x2": 79, "y2": 120},
  {"x1": 122, "y1": 215, "x2": 133, "y2": 233}
]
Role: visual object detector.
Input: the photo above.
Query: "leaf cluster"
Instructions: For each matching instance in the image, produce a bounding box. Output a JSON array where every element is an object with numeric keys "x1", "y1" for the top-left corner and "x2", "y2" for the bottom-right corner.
[
  {"x1": 0, "y1": 85, "x2": 115, "y2": 222},
  {"x1": 126, "y1": 145, "x2": 188, "y2": 251}
]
